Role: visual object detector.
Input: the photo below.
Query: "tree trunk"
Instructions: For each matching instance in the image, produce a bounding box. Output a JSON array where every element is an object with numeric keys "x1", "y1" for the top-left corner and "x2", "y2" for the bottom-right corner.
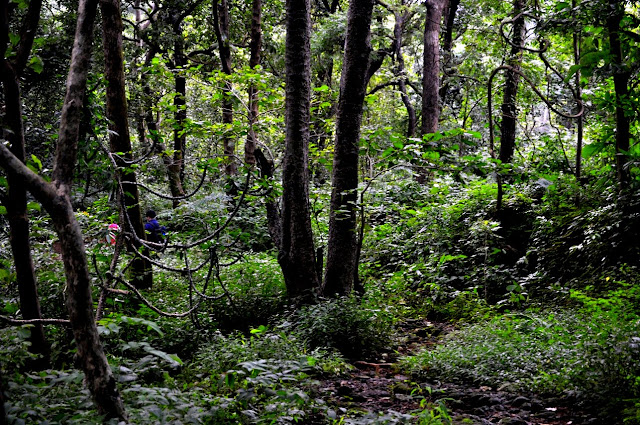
[
  {"x1": 0, "y1": 0, "x2": 127, "y2": 419},
  {"x1": 393, "y1": 6, "x2": 416, "y2": 137},
  {"x1": 213, "y1": 0, "x2": 236, "y2": 175},
  {"x1": 322, "y1": 0, "x2": 375, "y2": 297},
  {"x1": 607, "y1": 0, "x2": 630, "y2": 189},
  {"x1": 0, "y1": 0, "x2": 50, "y2": 369},
  {"x1": 498, "y1": 0, "x2": 525, "y2": 164},
  {"x1": 172, "y1": 29, "x2": 188, "y2": 186},
  {"x1": 280, "y1": 0, "x2": 319, "y2": 300},
  {"x1": 573, "y1": 0, "x2": 583, "y2": 183},
  {"x1": 421, "y1": 0, "x2": 447, "y2": 135},
  {"x1": 140, "y1": 49, "x2": 185, "y2": 206},
  {"x1": 100, "y1": 0, "x2": 152, "y2": 289},
  {"x1": 245, "y1": 0, "x2": 262, "y2": 167}
]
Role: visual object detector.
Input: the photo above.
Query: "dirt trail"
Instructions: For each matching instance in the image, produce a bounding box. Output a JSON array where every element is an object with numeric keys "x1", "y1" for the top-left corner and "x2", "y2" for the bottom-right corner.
[{"x1": 314, "y1": 320, "x2": 606, "y2": 424}]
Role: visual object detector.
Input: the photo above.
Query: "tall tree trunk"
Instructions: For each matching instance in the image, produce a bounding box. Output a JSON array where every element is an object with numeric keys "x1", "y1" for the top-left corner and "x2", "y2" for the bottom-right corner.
[
  {"x1": 140, "y1": 49, "x2": 185, "y2": 206},
  {"x1": 393, "y1": 6, "x2": 416, "y2": 137},
  {"x1": 573, "y1": 0, "x2": 583, "y2": 183},
  {"x1": 498, "y1": 0, "x2": 525, "y2": 164},
  {"x1": 322, "y1": 0, "x2": 375, "y2": 297},
  {"x1": 245, "y1": 0, "x2": 262, "y2": 167},
  {"x1": 421, "y1": 0, "x2": 447, "y2": 135},
  {"x1": 172, "y1": 29, "x2": 188, "y2": 185},
  {"x1": 0, "y1": 0, "x2": 50, "y2": 369},
  {"x1": 0, "y1": 0, "x2": 127, "y2": 419},
  {"x1": 280, "y1": 0, "x2": 319, "y2": 300},
  {"x1": 440, "y1": 0, "x2": 459, "y2": 101},
  {"x1": 213, "y1": 0, "x2": 236, "y2": 175},
  {"x1": 607, "y1": 0, "x2": 630, "y2": 189},
  {"x1": 100, "y1": 0, "x2": 152, "y2": 288}
]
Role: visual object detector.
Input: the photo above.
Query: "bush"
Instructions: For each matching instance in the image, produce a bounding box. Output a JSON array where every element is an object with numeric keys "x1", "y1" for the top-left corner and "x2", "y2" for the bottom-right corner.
[{"x1": 287, "y1": 296, "x2": 394, "y2": 360}]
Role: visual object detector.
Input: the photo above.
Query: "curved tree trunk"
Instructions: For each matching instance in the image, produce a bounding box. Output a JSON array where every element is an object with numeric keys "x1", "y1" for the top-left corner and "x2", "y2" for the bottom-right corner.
[
  {"x1": 0, "y1": 0, "x2": 127, "y2": 419},
  {"x1": 0, "y1": 0, "x2": 50, "y2": 369},
  {"x1": 322, "y1": 0, "x2": 375, "y2": 297},
  {"x1": 498, "y1": 0, "x2": 525, "y2": 164},
  {"x1": 421, "y1": 0, "x2": 447, "y2": 135},
  {"x1": 280, "y1": 0, "x2": 319, "y2": 300},
  {"x1": 100, "y1": 0, "x2": 153, "y2": 289}
]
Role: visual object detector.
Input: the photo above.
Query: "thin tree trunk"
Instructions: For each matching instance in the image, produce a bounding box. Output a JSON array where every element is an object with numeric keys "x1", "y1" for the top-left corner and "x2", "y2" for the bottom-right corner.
[
  {"x1": 281, "y1": 0, "x2": 319, "y2": 300},
  {"x1": 498, "y1": 0, "x2": 525, "y2": 164},
  {"x1": 140, "y1": 49, "x2": 185, "y2": 206},
  {"x1": 322, "y1": 0, "x2": 375, "y2": 297},
  {"x1": 245, "y1": 0, "x2": 262, "y2": 166},
  {"x1": 0, "y1": 0, "x2": 50, "y2": 369},
  {"x1": 100, "y1": 0, "x2": 152, "y2": 288},
  {"x1": 393, "y1": 7, "x2": 416, "y2": 137},
  {"x1": 607, "y1": 0, "x2": 630, "y2": 189},
  {"x1": 421, "y1": 0, "x2": 447, "y2": 135},
  {"x1": 213, "y1": 0, "x2": 236, "y2": 175},
  {"x1": 573, "y1": 0, "x2": 583, "y2": 183},
  {"x1": 0, "y1": 0, "x2": 127, "y2": 419},
  {"x1": 172, "y1": 32, "x2": 188, "y2": 185}
]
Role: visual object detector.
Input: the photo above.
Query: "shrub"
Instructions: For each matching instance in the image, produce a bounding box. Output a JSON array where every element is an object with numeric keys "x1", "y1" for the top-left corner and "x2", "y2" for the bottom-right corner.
[{"x1": 287, "y1": 296, "x2": 394, "y2": 360}]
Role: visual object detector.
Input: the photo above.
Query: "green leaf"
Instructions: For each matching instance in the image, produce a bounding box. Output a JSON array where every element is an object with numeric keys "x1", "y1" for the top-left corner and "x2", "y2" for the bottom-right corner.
[
  {"x1": 27, "y1": 201, "x2": 41, "y2": 212},
  {"x1": 28, "y1": 56, "x2": 44, "y2": 74},
  {"x1": 31, "y1": 154, "x2": 42, "y2": 171},
  {"x1": 582, "y1": 142, "x2": 606, "y2": 159}
]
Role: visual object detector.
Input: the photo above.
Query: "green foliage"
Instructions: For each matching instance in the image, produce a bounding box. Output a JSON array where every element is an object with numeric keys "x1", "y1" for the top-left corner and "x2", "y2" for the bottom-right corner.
[
  {"x1": 399, "y1": 290, "x2": 640, "y2": 421},
  {"x1": 286, "y1": 296, "x2": 394, "y2": 360}
]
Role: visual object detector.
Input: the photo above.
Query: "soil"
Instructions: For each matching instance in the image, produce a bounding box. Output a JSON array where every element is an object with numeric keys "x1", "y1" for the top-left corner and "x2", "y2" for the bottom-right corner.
[{"x1": 313, "y1": 320, "x2": 610, "y2": 424}]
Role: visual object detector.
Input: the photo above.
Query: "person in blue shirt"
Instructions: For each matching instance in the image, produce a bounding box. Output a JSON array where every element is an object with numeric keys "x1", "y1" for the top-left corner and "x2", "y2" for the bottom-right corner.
[{"x1": 144, "y1": 209, "x2": 165, "y2": 243}]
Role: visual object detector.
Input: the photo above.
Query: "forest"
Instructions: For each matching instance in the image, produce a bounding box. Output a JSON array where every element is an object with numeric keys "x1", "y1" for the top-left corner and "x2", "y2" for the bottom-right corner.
[{"x1": 1, "y1": 0, "x2": 639, "y2": 423}]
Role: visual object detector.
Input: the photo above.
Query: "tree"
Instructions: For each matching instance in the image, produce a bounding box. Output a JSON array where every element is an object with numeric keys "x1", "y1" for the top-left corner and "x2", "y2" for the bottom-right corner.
[
  {"x1": 421, "y1": 0, "x2": 448, "y2": 135},
  {"x1": 606, "y1": 0, "x2": 631, "y2": 189},
  {"x1": 245, "y1": 0, "x2": 262, "y2": 167},
  {"x1": 213, "y1": 0, "x2": 237, "y2": 175},
  {"x1": 279, "y1": 0, "x2": 320, "y2": 300},
  {"x1": 498, "y1": 0, "x2": 526, "y2": 164},
  {"x1": 322, "y1": 0, "x2": 376, "y2": 296},
  {"x1": 0, "y1": 0, "x2": 50, "y2": 368},
  {"x1": 101, "y1": 0, "x2": 153, "y2": 289},
  {"x1": 0, "y1": 0, "x2": 126, "y2": 418}
]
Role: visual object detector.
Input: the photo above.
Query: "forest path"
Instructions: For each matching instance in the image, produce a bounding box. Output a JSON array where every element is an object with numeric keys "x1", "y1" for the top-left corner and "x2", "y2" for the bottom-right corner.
[{"x1": 313, "y1": 320, "x2": 603, "y2": 424}]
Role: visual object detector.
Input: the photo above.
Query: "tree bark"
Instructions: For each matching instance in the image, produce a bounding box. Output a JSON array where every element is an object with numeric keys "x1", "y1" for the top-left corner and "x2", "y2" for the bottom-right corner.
[
  {"x1": 392, "y1": 5, "x2": 416, "y2": 137},
  {"x1": 1, "y1": 0, "x2": 127, "y2": 419},
  {"x1": 322, "y1": 0, "x2": 375, "y2": 297},
  {"x1": 213, "y1": 0, "x2": 236, "y2": 175},
  {"x1": 245, "y1": 0, "x2": 262, "y2": 166},
  {"x1": 280, "y1": 0, "x2": 319, "y2": 300},
  {"x1": 172, "y1": 22, "x2": 188, "y2": 186},
  {"x1": 140, "y1": 49, "x2": 186, "y2": 206},
  {"x1": 498, "y1": 0, "x2": 525, "y2": 164},
  {"x1": 0, "y1": 0, "x2": 50, "y2": 369},
  {"x1": 573, "y1": 0, "x2": 583, "y2": 183},
  {"x1": 607, "y1": 0, "x2": 630, "y2": 189},
  {"x1": 100, "y1": 0, "x2": 153, "y2": 288},
  {"x1": 421, "y1": 0, "x2": 447, "y2": 135}
]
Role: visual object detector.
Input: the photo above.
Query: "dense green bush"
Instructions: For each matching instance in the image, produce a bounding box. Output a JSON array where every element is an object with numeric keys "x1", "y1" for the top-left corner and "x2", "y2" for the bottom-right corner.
[{"x1": 285, "y1": 296, "x2": 395, "y2": 360}]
